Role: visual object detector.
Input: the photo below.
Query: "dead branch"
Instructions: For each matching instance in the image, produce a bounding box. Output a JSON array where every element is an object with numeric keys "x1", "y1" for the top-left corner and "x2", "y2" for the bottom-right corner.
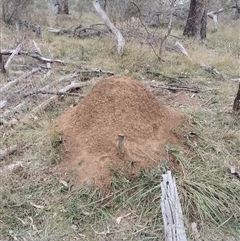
[
  {"x1": 161, "y1": 171, "x2": 187, "y2": 241},
  {"x1": 0, "y1": 100, "x2": 7, "y2": 109},
  {"x1": 207, "y1": 9, "x2": 223, "y2": 32},
  {"x1": 22, "y1": 89, "x2": 84, "y2": 98},
  {"x1": 32, "y1": 40, "x2": 42, "y2": 55},
  {"x1": 175, "y1": 41, "x2": 192, "y2": 60},
  {"x1": 4, "y1": 44, "x2": 22, "y2": 71},
  {"x1": 150, "y1": 84, "x2": 200, "y2": 93},
  {"x1": 31, "y1": 81, "x2": 85, "y2": 115},
  {"x1": 92, "y1": 0, "x2": 125, "y2": 55},
  {"x1": 200, "y1": 63, "x2": 228, "y2": 81},
  {"x1": 1, "y1": 49, "x2": 64, "y2": 64},
  {"x1": 0, "y1": 144, "x2": 19, "y2": 160},
  {"x1": 0, "y1": 67, "x2": 41, "y2": 93}
]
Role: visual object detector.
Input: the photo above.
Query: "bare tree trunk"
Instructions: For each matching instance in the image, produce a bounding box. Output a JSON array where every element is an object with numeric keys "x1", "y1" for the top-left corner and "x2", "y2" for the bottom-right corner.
[
  {"x1": 183, "y1": 0, "x2": 209, "y2": 39},
  {"x1": 92, "y1": 0, "x2": 125, "y2": 55}
]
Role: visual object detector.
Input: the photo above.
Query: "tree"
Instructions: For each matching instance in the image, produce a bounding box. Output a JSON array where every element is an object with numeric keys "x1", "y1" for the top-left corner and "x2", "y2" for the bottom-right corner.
[{"x1": 183, "y1": 0, "x2": 209, "y2": 39}]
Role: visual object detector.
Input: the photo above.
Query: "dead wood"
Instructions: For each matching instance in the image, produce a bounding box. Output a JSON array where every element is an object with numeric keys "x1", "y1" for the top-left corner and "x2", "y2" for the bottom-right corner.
[
  {"x1": 31, "y1": 81, "x2": 85, "y2": 115},
  {"x1": 0, "y1": 144, "x2": 19, "y2": 160},
  {"x1": 161, "y1": 171, "x2": 187, "y2": 241},
  {"x1": 0, "y1": 100, "x2": 7, "y2": 109},
  {"x1": 4, "y1": 44, "x2": 22, "y2": 71},
  {"x1": 207, "y1": 9, "x2": 223, "y2": 32},
  {"x1": 200, "y1": 63, "x2": 228, "y2": 81},
  {"x1": 175, "y1": 41, "x2": 192, "y2": 60},
  {"x1": 233, "y1": 82, "x2": 240, "y2": 112},
  {"x1": 1, "y1": 50, "x2": 64, "y2": 64},
  {"x1": 22, "y1": 89, "x2": 84, "y2": 98},
  {"x1": 0, "y1": 67, "x2": 41, "y2": 93},
  {"x1": 230, "y1": 166, "x2": 240, "y2": 180},
  {"x1": 92, "y1": 0, "x2": 125, "y2": 55},
  {"x1": 150, "y1": 84, "x2": 200, "y2": 93}
]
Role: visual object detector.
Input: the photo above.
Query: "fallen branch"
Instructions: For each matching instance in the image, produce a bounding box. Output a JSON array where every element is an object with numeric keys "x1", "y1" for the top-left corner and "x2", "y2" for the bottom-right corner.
[
  {"x1": 0, "y1": 100, "x2": 7, "y2": 109},
  {"x1": 23, "y1": 89, "x2": 84, "y2": 98},
  {"x1": 175, "y1": 41, "x2": 192, "y2": 60},
  {"x1": 1, "y1": 50, "x2": 64, "y2": 64},
  {"x1": 0, "y1": 144, "x2": 19, "y2": 160},
  {"x1": 200, "y1": 63, "x2": 228, "y2": 81},
  {"x1": 31, "y1": 81, "x2": 85, "y2": 114},
  {"x1": 0, "y1": 67, "x2": 41, "y2": 93},
  {"x1": 150, "y1": 84, "x2": 200, "y2": 93},
  {"x1": 4, "y1": 44, "x2": 22, "y2": 71}
]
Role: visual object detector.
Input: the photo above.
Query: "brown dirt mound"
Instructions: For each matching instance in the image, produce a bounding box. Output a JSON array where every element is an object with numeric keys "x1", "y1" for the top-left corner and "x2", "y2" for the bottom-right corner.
[{"x1": 56, "y1": 76, "x2": 185, "y2": 191}]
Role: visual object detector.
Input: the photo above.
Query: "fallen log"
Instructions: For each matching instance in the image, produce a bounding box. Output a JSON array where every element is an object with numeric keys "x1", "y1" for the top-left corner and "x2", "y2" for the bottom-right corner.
[{"x1": 1, "y1": 50, "x2": 64, "y2": 64}]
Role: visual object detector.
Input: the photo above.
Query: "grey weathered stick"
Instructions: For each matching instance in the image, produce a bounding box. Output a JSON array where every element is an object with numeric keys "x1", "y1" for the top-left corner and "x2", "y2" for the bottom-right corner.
[
  {"x1": 161, "y1": 171, "x2": 187, "y2": 241},
  {"x1": 118, "y1": 134, "x2": 125, "y2": 154},
  {"x1": 4, "y1": 44, "x2": 22, "y2": 71},
  {"x1": 92, "y1": 0, "x2": 125, "y2": 55}
]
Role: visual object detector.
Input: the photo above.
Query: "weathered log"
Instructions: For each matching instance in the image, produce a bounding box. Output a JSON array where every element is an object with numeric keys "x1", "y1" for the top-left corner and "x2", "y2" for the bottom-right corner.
[
  {"x1": 161, "y1": 171, "x2": 187, "y2": 241},
  {"x1": 1, "y1": 49, "x2": 64, "y2": 64},
  {"x1": 92, "y1": 0, "x2": 125, "y2": 55},
  {"x1": 233, "y1": 82, "x2": 240, "y2": 112}
]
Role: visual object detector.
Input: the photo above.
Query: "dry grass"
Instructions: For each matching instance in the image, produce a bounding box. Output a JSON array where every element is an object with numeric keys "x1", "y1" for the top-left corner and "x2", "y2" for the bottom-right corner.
[{"x1": 0, "y1": 8, "x2": 240, "y2": 241}]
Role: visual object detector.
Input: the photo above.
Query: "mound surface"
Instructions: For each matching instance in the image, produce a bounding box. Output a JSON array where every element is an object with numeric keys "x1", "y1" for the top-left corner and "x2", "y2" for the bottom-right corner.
[{"x1": 56, "y1": 76, "x2": 185, "y2": 191}]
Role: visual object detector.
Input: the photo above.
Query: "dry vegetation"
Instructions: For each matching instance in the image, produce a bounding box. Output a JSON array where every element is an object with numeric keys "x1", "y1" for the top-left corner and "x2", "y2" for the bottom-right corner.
[{"x1": 0, "y1": 2, "x2": 240, "y2": 241}]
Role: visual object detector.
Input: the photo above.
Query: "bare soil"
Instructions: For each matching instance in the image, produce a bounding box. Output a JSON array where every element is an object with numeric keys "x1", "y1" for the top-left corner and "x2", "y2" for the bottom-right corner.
[{"x1": 56, "y1": 76, "x2": 186, "y2": 192}]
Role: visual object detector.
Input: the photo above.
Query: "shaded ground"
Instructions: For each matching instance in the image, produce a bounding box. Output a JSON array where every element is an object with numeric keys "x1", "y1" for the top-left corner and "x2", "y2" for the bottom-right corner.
[{"x1": 56, "y1": 76, "x2": 186, "y2": 192}]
